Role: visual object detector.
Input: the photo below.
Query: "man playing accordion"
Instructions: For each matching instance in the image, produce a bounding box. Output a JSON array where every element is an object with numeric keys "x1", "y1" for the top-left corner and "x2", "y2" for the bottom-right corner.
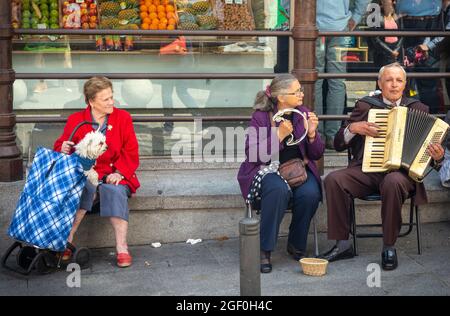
[{"x1": 320, "y1": 62, "x2": 445, "y2": 270}]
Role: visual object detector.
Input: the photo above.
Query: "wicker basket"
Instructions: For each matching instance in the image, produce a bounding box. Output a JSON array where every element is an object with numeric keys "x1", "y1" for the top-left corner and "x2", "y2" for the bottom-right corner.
[{"x1": 299, "y1": 258, "x2": 328, "y2": 276}]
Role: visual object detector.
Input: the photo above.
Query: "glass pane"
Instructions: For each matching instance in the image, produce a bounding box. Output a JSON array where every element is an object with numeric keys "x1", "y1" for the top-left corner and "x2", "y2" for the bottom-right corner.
[
  {"x1": 12, "y1": 35, "x2": 285, "y2": 73},
  {"x1": 13, "y1": 78, "x2": 275, "y2": 110},
  {"x1": 17, "y1": 119, "x2": 249, "y2": 160}
]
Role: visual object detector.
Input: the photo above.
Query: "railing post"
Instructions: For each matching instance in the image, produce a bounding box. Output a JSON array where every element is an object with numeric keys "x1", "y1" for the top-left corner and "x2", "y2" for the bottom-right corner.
[
  {"x1": 0, "y1": 0, "x2": 22, "y2": 182},
  {"x1": 291, "y1": 0, "x2": 323, "y2": 174},
  {"x1": 291, "y1": 0, "x2": 318, "y2": 111},
  {"x1": 239, "y1": 204, "x2": 260, "y2": 296}
]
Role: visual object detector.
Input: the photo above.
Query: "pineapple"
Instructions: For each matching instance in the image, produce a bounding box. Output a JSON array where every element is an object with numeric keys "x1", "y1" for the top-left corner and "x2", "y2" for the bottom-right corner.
[
  {"x1": 192, "y1": 1, "x2": 210, "y2": 14},
  {"x1": 118, "y1": 9, "x2": 138, "y2": 21},
  {"x1": 178, "y1": 22, "x2": 200, "y2": 30},
  {"x1": 100, "y1": 1, "x2": 121, "y2": 16},
  {"x1": 197, "y1": 15, "x2": 217, "y2": 29},
  {"x1": 100, "y1": 17, "x2": 120, "y2": 29}
]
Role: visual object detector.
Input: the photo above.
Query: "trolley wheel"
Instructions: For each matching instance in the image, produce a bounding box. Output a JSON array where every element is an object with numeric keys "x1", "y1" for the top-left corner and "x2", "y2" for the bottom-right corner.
[
  {"x1": 16, "y1": 246, "x2": 37, "y2": 270},
  {"x1": 73, "y1": 248, "x2": 91, "y2": 270},
  {"x1": 35, "y1": 252, "x2": 57, "y2": 274}
]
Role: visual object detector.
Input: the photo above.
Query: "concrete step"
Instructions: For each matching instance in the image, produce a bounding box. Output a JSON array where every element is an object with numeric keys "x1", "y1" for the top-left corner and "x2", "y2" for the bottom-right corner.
[
  {"x1": 74, "y1": 164, "x2": 449, "y2": 249},
  {"x1": 1, "y1": 155, "x2": 448, "y2": 250}
]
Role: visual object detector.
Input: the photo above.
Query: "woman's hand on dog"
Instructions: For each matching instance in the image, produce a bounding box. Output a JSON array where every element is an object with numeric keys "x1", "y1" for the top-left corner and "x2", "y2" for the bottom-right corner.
[
  {"x1": 106, "y1": 172, "x2": 123, "y2": 185},
  {"x1": 61, "y1": 141, "x2": 75, "y2": 154}
]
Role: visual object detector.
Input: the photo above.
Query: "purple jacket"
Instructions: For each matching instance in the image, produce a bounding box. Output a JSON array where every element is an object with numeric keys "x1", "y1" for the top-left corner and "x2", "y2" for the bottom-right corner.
[{"x1": 237, "y1": 105, "x2": 325, "y2": 199}]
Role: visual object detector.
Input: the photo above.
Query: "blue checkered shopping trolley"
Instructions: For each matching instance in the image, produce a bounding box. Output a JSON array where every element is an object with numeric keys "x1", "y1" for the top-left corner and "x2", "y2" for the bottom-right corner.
[{"x1": 1, "y1": 121, "x2": 95, "y2": 275}]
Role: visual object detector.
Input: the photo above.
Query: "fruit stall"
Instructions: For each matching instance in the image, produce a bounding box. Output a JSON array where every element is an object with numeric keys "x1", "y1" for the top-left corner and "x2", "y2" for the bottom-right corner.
[{"x1": 11, "y1": 0, "x2": 291, "y2": 111}]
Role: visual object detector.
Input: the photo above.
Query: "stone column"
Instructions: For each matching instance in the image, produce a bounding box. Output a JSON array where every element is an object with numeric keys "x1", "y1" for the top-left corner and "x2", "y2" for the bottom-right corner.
[{"x1": 0, "y1": 0, "x2": 23, "y2": 181}]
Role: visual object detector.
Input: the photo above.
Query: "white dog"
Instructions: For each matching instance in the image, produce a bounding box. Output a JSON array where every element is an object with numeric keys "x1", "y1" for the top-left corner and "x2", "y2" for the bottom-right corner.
[{"x1": 74, "y1": 130, "x2": 108, "y2": 186}]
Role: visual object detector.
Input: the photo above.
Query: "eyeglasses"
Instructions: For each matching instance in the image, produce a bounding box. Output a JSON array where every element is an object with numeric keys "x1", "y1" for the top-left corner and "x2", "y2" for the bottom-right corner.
[{"x1": 284, "y1": 87, "x2": 305, "y2": 96}]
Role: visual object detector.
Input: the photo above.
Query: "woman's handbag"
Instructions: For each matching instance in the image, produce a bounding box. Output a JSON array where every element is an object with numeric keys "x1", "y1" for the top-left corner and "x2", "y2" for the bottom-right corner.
[
  {"x1": 278, "y1": 158, "x2": 308, "y2": 188},
  {"x1": 269, "y1": 111, "x2": 308, "y2": 188}
]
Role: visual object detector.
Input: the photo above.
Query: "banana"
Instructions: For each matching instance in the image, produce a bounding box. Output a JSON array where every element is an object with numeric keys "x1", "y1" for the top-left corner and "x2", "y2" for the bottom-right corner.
[{"x1": 31, "y1": 1, "x2": 42, "y2": 19}]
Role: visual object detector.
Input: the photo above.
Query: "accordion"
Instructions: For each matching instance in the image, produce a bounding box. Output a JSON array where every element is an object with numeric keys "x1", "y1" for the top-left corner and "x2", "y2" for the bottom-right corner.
[{"x1": 362, "y1": 107, "x2": 449, "y2": 182}]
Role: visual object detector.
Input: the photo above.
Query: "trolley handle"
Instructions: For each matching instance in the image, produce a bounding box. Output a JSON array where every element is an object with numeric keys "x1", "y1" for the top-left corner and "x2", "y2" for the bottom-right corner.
[{"x1": 68, "y1": 121, "x2": 96, "y2": 142}]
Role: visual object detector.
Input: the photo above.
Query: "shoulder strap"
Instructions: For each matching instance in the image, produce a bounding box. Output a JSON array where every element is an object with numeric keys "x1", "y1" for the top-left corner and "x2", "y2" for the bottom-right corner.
[
  {"x1": 359, "y1": 96, "x2": 421, "y2": 108},
  {"x1": 269, "y1": 111, "x2": 275, "y2": 127},
  {"x1": 400, "y1": 97, "x2": 422, "y2": 107},
  {"x1": 359, "y1": 96, "x2": 390, "y2": 109}
]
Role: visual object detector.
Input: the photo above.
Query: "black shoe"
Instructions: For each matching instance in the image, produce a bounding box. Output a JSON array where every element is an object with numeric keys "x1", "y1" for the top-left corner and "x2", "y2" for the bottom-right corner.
[
  {"x1": 260, "y1": 251, "x2": 272, "y2": 273},
  {"x1": 381, "y1": 248, "x2": 398, "y2": 271},
  {"x1": 287, "y1": 243, "x2": 306, "y2": 261},
  {"x1": 318, "y1": 245, "x2": 354, "y2": 262}
]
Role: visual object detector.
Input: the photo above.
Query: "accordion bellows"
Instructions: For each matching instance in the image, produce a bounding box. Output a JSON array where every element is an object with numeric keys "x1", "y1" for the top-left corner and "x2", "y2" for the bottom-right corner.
[{"x1": 363, "y1": 107, "x2": 450, "y2": 182}]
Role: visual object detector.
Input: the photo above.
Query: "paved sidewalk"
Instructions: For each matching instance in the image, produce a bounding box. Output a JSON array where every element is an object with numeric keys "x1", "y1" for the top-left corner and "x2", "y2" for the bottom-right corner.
[{"x1": 1, "y1": 222, "x2": 449, "y2": 296}]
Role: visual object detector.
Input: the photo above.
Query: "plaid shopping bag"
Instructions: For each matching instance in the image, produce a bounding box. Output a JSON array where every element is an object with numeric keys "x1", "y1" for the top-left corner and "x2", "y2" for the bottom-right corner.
[{"x1": 8, "y1": 147, "x2": 87, "y2": 251}]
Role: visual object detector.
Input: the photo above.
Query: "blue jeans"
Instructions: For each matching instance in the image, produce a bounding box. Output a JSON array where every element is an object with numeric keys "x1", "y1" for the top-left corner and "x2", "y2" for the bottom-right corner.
[
  {"x1": 260, "y1": 171, "x2": 321, "y2": 252},
  {"x1": 315, "y1": 36, "x2": 348, "y2": 139}
]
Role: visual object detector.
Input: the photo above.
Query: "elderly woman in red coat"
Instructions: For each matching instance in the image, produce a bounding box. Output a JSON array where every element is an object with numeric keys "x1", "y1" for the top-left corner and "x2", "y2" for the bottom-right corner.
[{"x1": 54, "y1": 77, "x2": 140, "y2": 268}]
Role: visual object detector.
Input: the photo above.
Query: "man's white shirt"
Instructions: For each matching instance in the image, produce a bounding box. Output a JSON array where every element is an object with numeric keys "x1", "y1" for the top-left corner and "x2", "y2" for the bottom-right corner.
[{"x1": 343, "y1": 97, "x2": 402, "y2": 144}]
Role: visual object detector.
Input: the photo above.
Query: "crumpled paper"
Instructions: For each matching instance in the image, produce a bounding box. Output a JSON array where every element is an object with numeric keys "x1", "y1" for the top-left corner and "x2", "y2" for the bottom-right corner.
[
  {"x1": 151, "y1": 242, "x2": 162, "y2": 248},
  {"x1": 186, "y1": 238, "x2": 202, "y2": 245}
]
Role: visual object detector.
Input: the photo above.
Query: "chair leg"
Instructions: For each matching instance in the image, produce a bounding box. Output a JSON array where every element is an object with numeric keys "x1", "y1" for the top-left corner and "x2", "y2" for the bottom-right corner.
[
  {"x1": 351, "y1": 198, "x2": 358, "y2": 256},
  {"x1": 415, "y1": 205, "x2": 422, "y2": 255},
  {"x1": 313, "y1": 215, "x2": 319, "y2": 257}
]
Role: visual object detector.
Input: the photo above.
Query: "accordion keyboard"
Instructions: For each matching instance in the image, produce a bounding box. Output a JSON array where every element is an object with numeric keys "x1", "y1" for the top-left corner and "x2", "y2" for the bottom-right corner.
[{"x1": 362, "y1": 109, "x2": 390, "y2": 173}]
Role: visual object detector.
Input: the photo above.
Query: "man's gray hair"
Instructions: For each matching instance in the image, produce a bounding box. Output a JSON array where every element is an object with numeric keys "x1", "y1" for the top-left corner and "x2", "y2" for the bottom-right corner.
[{"x1": 378, "y1": 62, "x2": 407, "y2": 80}]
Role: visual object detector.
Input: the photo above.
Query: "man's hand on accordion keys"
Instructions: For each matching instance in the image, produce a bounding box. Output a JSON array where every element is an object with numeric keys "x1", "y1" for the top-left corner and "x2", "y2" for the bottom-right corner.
[
  {"x1": 348, "y1": 121, "x2": 380, "y2": 138},
  {"x1": 427, "y1": 143, "x2": 445, "y2": 163}
]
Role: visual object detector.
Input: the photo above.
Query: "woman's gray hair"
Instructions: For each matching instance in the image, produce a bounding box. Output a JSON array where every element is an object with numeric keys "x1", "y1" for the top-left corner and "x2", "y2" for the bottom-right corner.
[
  {"x1": 83, "y1": 76, "x2": 113, "y2": 104},
  {"x1": 253, "y1": 74, "x2": 299, "y2": 111},
  {"x1": 378, "y1": 62, "x2": 407, "y2": 80}
]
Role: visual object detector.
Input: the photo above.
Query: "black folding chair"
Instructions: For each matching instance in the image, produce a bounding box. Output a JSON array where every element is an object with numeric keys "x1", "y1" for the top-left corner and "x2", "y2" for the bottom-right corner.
[{"x1": 347, "y1": 148, "x2": 422, "y2": 256}]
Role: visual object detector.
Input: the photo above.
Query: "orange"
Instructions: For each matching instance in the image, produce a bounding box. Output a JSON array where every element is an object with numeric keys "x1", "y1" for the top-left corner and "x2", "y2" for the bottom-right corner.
[
  {"x1": 158, "y1": 11, "x2": 166, "y2": 19},
  {"x1": 140, "y1": 12, "x2": 148, "y2": 19},
  {"x1": 153, "y1": 0, "x2": 160, "y2": 5},
  {"x1": 149, "y1": 12, "x2": 158, "y2": 19},
  {"x1": 166, "y1": 5, "x2": 174, "y2": 12},
  {"x1": 159, "y1": 17, "x2": 168, "y2": 24},
  {"x1": 151, "y1": 18, "x2": 160, "y2": 25},
  {"x1": 149, "y1": 24, "x2": 158, "y2": 30},
  {"x1": 144, "y1": 0, "x2": 152, "y2": 6},
  {"x1": 166, "y1": 12, "x2": 176, "y2": 19},
  {"x1": 158, "y1": 23, "x2": 167, "y2": 30},
  {"x1": 141, "y1": 23, "x2": 149, "y2": 30},
  {"x1": 162, "y1": 0, "x2": 170, "y2": 5},
  {"x1": 143, "y1": 17, "x2": 152, "y2": 24},
  {"x1": 148, "y1": 4, "x2": 157, "y2": 12},
  {"x1": 168, "y1": 18, "x2": 176, "y2": 25},
  {"x1": 167, "y1": 24, "x2": 175, "y2": 30},
  {"x1": 140, "y1": 5, "x2": 148, "y2": 12},
  {"x1": 157, "y1": 5, "x2": 165, "y2": 12}
]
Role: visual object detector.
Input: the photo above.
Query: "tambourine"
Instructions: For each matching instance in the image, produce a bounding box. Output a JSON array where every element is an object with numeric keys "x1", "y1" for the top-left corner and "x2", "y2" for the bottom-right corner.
[{"x1": 272, "y1": 108, "x2": 309, "y2": 146}]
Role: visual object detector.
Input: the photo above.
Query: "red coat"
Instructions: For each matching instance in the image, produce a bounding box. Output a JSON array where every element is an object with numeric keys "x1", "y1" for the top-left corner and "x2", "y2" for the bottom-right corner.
[{"x1": 54, "y1": 106, "x2": 140, "y2": 194}]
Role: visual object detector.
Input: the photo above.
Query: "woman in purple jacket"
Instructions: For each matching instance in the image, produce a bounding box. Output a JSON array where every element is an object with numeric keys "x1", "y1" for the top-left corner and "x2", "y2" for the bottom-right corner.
[{"x1": 237, "y1": 74, "x2": 325, "y2": 273}]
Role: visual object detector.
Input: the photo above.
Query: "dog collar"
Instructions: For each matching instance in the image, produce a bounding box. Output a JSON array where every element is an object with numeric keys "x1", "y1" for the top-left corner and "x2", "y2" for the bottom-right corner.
[{"x1": 72, "y1": 153, "x2": 96, "y2": 171}]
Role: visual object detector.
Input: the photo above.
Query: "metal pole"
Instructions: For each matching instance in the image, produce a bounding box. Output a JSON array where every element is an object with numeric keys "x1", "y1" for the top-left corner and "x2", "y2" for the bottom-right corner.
[
  {"x1": 239, "y1": 204, "x2": 260, "y2": 296},
  {"x1": 0, "y1": 0, "x2": 23, "y2": 181}
]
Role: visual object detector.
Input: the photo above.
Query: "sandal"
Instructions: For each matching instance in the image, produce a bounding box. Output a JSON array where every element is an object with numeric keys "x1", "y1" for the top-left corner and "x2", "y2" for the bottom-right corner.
[{"x1": 117, "y1": 253, "x2": 132, "y2": 268}]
